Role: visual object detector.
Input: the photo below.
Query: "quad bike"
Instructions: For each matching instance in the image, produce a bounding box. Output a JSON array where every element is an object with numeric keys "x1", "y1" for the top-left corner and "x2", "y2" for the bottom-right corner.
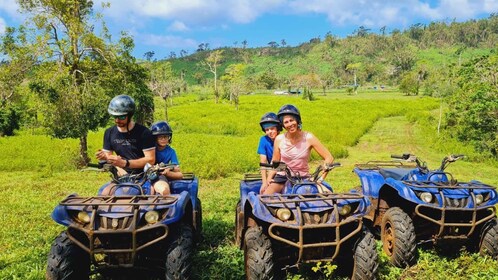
[
  {"x1": 46, "y1": 162, "x2": 202, "y2": 280},
  {"x1": 235, "y1": 162, "x2": 378, "y2": 279},
  {"x1": 354, "y1": 154, "x2": 498, "y2": 267}
]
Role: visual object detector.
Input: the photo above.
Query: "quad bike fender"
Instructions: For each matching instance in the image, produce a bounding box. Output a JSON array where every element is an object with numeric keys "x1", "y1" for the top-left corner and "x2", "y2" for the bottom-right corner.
[
  {"x1": 51, "y1": 203, "x2": 76, "y2": 226},
  {"x1": 383, "y1": 178, "x2": 420, "y2": 203},
  {"x1": 245, "y1": 192, "x2": 282, "y2": 224},
  {"x1": 240, "y1": 180, "x2": 262, "y2": 201},
  {"x1": 171, "y1": 176, "x2": 199, "y2": 199},
  {"x1": 162, "y1": 191, "x2": 192, "y2": 225},
  {"x1": 354, "y1": 168, "x2": 387, "y2": 197}
]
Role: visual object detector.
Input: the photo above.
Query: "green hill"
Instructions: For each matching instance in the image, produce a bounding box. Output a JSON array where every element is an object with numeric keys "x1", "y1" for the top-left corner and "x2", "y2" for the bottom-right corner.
[{"x1": 162, "y1": 14, "x2": 497, "y2": 91}]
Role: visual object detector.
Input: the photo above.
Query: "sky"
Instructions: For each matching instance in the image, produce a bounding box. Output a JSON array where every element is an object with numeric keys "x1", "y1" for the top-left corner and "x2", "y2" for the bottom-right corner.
[{"x1": 0, "y1": 0, "x2": 497, "y2": 60}]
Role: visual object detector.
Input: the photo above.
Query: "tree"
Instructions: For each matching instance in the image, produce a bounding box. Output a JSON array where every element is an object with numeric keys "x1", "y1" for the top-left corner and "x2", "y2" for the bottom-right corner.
[
  {"x1": 200, "y1": 49, "x2": 223, "y2": 103},
  {"x1": 143, "y1": 51, "x2": 155, "y2": 61},
  {"x1": 257, "y1": 67, "x2": 279, "y2": 89},
  {"x1": 267, "y1": 41, "x2": 278, "y2": 48},
  {"x1": 197, "y1": 43, "x2": 205, "y2": 52},
  {"x1": 0, "y1": 26, "x2": 36, "y2": 135},
  {"x1": 354, "y1": 26, "x2": 371, "y2": 37},
  {"x1": 221, "y1": 63, "x2": 247, "y2": 110},
  {"x1": 10, "y1": 0, "x2": 152, "y2": 165},
  {"x1": 346, "y1": 63, "x2": 361, "y2": 94},
  {"x1": 147, "y1": 62, "x2": 179, "y2": 120},
  {"x1": 399, "y1": 72, "x2": 419, "y2": 96},
  {"x1": 446, "y1": 52, "x2": 498, "y2": 156}
]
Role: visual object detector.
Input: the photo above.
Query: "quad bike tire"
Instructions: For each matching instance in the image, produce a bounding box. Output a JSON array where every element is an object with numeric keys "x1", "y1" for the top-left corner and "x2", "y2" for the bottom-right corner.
[
  {"x1": 351, "y1": 231, "x2": 379, "y2": 280},
  {"x1": 479, "y1": 217, "x2": 498, "y2": 260},
  {"x1": 235, "y1": 200, "x2": 243, "y2": 247},
  {"x1": 194, "y1": 198, "x2": 203, "y2": 242},
  {"x1": 244, "y1": 226, "x2": 277, "y2": 280},
  {"x1": 381, "y1": 207, "x2": 417, "y2": 267},
  {"x1": 46, "y1": 231, "x2": 89, "y2": 280},
  {"x1": 165, "y1": 223, "x2": 194, "y2": 280}
]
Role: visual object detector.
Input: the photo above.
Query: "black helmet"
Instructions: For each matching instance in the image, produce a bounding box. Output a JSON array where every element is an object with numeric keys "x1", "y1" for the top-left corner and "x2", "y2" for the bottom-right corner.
[
  {"x1": 108, "y1": 95, "x2": 136, "y2": 116},
  {"x1": 277, "y1": 104, "x2": 301, "y2": 124},
  {"x1": 151, "y1": 121, "x2": 173, "y2": 143},
  {"x1": 259, "y1": 112, "x2": 282, "y2": 132}
]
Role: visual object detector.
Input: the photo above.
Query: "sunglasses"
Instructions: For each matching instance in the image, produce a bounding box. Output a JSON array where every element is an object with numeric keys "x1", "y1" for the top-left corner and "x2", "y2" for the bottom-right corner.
[{"x1": 112, "y1": 115, "x2": 127, "y2": 120}]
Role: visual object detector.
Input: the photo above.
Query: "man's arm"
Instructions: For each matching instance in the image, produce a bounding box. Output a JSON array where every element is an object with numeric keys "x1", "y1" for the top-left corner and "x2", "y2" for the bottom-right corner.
[{"x1": 128, "y1": 148, "x2": 156, "y2": 169}]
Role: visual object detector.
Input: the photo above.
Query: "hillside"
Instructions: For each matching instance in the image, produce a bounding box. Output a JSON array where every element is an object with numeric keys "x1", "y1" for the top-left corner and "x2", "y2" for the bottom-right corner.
[{"x1": 164, "y1": 14, "x2": 498, "y2": 90}]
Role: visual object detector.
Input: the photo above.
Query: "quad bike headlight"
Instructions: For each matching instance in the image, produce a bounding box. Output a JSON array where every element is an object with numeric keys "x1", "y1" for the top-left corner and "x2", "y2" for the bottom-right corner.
[
  {"x1": 475, "y1": 194, "x2": 484, "y2": 205},
  {"x1": 338, "y1": 204, "x2": 352, "y2": 216},
  {"x1": 76, "y1": 211, "x2": 90, "y2": 224},
  {"x1": 420, "y1": 192, "x2": 433, "y2": 203},
  {"x1": 145, "y1": 210, "x2": 159, "y2": 224},
  {"x1": 276, "y1": 208, "x2": 292, "y2": 221}
]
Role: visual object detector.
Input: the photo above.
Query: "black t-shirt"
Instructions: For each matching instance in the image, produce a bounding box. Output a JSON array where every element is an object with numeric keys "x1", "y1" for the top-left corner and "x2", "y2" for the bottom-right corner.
[{"x1": 103, "y1": 123, "x2": 155, "y2": 173}]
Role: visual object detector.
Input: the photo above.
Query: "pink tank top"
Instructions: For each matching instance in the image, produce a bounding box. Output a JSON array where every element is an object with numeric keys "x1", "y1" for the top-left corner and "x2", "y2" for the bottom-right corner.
[{"x1": 279, "y1": 132, "x2": 312, "y2": 177}]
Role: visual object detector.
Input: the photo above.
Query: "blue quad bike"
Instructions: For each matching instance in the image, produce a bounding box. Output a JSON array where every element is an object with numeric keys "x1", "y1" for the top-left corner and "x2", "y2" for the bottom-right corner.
[
  {"x1": 46, "y1": 162, "x2": 202, "y2": 280},
  {"x1": 354, "y1": 154, "x2": 498, "y2": 267},
  {"x1": 235, "y1": 162, "x2": 379, "y2": 280}
]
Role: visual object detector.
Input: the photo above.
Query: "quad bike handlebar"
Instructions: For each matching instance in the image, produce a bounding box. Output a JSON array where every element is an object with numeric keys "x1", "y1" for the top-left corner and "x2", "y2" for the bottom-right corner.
[
  {"x1": 391, "y1": 153, "x2": 465, "y2": 173},
  {"x1": 86, "y1": 161, "x2": 178, "y2": 184},
  {"x1": 260, "y1": 162, "x2": 341, "y2": 184}
]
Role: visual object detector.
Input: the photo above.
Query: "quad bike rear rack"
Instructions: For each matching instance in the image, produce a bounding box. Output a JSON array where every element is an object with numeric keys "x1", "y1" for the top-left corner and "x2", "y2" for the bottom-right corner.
[
  {"x1": 258, "y1": 192, "x2": 365, "y2": 264},
  {"x1": 354, "y1": 161, "x2": 417, "y2": 170},
  {"x1": 61, "y1": 195, "x2": 178, "y2": 267}
]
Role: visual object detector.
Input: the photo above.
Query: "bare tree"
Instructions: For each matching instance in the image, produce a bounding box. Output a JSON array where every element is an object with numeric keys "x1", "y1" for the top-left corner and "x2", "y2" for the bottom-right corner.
[{"x1": 200, "y1": 50, "x2": 224, "y2": 103}]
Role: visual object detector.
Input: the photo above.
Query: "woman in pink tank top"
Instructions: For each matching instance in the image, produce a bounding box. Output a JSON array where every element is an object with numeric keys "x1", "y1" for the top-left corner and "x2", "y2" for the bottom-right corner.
[{"x1": 261, "y1": 104, "x2": 334, "y2": 194}]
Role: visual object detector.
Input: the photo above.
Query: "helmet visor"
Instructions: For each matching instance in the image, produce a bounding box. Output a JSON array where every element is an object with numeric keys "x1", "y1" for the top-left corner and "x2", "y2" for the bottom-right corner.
[{"x1": 262, "y1": 123, "x2": 277, "y2": 130}]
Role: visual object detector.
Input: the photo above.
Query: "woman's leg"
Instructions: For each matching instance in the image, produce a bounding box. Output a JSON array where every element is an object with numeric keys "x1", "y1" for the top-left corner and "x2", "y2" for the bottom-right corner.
[{"x1": 262, "y1": 182, "x2": 285, "y2": 194}]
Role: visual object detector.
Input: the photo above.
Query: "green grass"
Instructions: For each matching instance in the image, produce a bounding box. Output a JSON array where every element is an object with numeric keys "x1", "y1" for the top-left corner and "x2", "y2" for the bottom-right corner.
[{"x1": 1, "y1": 91, "x2": 497, "y2": 279}]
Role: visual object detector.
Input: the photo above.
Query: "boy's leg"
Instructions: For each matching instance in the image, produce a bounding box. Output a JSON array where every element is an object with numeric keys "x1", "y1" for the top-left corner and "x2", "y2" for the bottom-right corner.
[{"x1": 153, "y1": 179, "x2": 171, "y2": 195}]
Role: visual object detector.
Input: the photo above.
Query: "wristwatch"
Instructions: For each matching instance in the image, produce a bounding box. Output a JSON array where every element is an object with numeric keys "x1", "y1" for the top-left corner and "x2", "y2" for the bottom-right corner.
[{"x1": 125, "y1": 159, "x2": 130, "y2": 168}]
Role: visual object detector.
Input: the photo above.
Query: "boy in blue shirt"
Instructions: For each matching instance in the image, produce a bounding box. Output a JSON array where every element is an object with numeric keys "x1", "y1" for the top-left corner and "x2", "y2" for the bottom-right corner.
[
  {"x1": 257, "y1": 112, "x2": 282, "y2": 193},
  {"x1": 150, "y1": 121, "x2": 183, "y2": 195}
]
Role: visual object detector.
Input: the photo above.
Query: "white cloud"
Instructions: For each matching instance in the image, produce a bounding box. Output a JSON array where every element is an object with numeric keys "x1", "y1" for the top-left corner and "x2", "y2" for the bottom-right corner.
[
  {"x1": 0, "y1": 0, "x2": 20, "y2": 17},
  {"x1": 96, "y1": 0, "x2": 285, "y2": 26},
  {"x1": 288, "y1": 0, "x2": 495, "y2": 28},
  {"x1": 0, "y1": 17, "x2": 5, "y2": 34},
  {"x1": 141, "y1": 34, "x2": 198, "y2": 50},
  {"x1": 168, "y1": 21, "x2": 190, "y2": 32}
]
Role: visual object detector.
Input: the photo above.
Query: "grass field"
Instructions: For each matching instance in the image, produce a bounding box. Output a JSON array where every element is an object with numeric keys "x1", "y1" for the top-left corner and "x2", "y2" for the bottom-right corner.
[{"x1": 1, "y1": 92, "x2": 497, "y2": 279}]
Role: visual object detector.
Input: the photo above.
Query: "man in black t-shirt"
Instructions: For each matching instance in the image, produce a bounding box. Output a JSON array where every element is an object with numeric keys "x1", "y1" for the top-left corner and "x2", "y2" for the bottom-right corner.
[{"x1": 95, "y1": 95, "x2": 155, "y2": 194}]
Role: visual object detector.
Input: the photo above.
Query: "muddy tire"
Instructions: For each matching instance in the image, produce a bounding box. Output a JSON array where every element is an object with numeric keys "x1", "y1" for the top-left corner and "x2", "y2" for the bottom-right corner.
[
  {"x1": 479, "y1": 218, "x2": 498, "y2": 260},
  {"x1": 194, "y1": 198, "x2": 203, "y2": 242},
  {"x1": 351, "y1": 231, "x2": 379, "y2": 280},
  {"x1": 235, "y1": 200, "x2": 243, "y2": 247},
  {"x1": 46, "y1": 231, "x2": 89, "y2": 280},
  {"x1": 381, "y1": 207, "x2": 417, "y2": 267},
  {"x1": 165, "y1": 223, "x2": 194, "y2": 280},
  {"x1": 244, "y1": 226, "x2": 276, "y2": 280}
]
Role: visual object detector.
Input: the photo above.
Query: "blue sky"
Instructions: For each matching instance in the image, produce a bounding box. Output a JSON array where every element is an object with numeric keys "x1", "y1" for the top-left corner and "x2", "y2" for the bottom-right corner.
[{"x1": 0, "y1": 0, "x2": 497, "y2": 59}]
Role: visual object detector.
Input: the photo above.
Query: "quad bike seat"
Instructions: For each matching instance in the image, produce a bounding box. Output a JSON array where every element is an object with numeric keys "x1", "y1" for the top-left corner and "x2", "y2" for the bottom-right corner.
[{"x1": 378, "y1": 168, "x2": 412, "y2": 180}]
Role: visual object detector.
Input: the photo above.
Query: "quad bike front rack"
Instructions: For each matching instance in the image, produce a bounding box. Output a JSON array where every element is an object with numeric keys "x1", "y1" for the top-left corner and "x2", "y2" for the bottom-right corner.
[{"x1": 258, "y1": 192, "x2": 365, "y2": 264}]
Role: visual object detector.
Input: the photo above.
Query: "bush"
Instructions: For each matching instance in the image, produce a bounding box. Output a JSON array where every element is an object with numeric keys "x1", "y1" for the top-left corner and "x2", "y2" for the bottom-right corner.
[{"x1": 0, "y1": 104, "x2": 22, "y2": 136}]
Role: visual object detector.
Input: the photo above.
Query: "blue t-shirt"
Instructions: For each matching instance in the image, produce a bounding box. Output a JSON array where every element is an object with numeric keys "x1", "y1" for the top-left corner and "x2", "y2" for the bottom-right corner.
[
  {"x1": 257, "y1": 135, "x2": 274, "y2": 163},
  {"x1": 156, "y1": 145, "x2": 179, "y2": 165}
]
